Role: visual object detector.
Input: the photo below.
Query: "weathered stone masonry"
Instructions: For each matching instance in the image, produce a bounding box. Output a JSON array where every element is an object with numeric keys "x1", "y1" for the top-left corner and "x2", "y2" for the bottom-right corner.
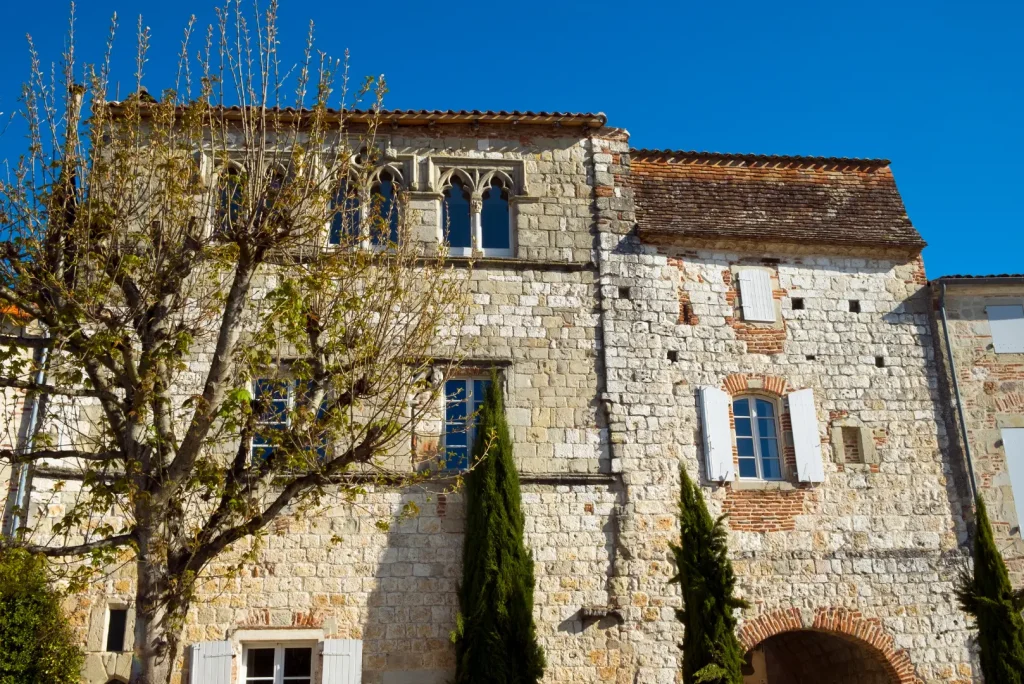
[{"x1": 8, "y1": 114, "x2": 980, "y2": 683}]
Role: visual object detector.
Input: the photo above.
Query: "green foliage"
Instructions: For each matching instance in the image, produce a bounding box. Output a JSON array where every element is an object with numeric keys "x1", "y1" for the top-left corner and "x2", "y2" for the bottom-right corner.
[
  {"x1": 0, "y1": 548, "x2": 83, "y2": 684},
  {"x1": 455, "y1": 373, "x2": 545, "y2": 684},
  {"x1": 956, "y1": 497, "x2": 1024, "y2": 683},
  {"x1": 669, "y1": 467, "x2": 747, "y2": 684}
]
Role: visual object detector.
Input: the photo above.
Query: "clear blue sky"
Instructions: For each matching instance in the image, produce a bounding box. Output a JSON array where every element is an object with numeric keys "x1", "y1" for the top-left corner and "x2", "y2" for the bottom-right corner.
[{"x1": 1, "y1": 0, "x2": 1020, "y2": 277}]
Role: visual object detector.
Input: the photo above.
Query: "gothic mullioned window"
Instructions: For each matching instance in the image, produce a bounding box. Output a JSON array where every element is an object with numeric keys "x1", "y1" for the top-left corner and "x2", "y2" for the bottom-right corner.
[
  {"x1": 370, "y1": 170, "x2": 401, "y2": 245},
  {"x1": 329, "y1": 177, "x2": 360, "y2": 245},
  {"x1": 439, "y1": 170, "x2": 513, "y2": 257}
]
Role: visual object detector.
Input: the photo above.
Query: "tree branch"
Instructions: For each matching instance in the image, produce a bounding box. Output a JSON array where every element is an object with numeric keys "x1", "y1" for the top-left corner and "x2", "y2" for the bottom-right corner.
[
  {"x1": 0, "y1": 377, "x2": 120, "y2": 401},
  {"x1": 0, "y1": 335, "x2": 51, "y2": 349},
  {"x1": 9, "y1": 533, "x2": 134, "y2": 557}
]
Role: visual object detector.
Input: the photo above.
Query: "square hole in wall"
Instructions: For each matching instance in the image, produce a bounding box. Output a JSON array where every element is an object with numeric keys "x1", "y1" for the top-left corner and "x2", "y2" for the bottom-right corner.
[
  {"x1": 849, "y1": 300, "x2": 861, "y2": 313},
  {"x1": 667, "y1": 350, "x2": 679, "y2": 362},
  {"x1": 618, "y1": 287, "x2": 631, "y2": 300},
  {"x1": 841, "y1": 426, "x2": 864, "y2": 464},
  {"x1": 805, "y1": 354, "x2": 817, "y2": 361},
  {"x1": 792, "y1": 297, "x2": 805, "y2": 310},
  {"x1": 875, "y1": 356, "x2": 885, "y2": 368}
]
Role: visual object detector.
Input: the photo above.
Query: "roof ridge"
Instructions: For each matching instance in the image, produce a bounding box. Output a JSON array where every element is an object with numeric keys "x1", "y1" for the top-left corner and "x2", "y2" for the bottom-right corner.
[{"x1": 630, "y1": 148, "x2": 891, "y2": 166}]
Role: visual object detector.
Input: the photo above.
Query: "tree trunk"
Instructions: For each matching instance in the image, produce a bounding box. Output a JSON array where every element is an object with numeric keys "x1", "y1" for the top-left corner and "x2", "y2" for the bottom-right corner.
[{"x1": 129, "y1": 536, "x2": 186, "y2": 684}]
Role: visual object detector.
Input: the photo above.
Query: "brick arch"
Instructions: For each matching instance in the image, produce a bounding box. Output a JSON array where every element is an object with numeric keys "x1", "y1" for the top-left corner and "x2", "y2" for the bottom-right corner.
[
  {"x1": 722, "y1": 373, "x2": 788, "y2": 398},
  {"x1": 739, "y1": 607, "x2": 923, "y2": 684}
]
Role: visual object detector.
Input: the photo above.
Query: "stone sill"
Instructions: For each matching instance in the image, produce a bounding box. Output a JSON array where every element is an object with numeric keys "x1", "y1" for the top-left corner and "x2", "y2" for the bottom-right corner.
[{"x1": 729, "y1": 479, "x2": 797, "y2": 492}]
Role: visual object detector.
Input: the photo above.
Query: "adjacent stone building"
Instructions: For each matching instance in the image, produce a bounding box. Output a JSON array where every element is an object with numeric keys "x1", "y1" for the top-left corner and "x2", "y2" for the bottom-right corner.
[
  {"x1": 3, "y1": 110, "x2": 981, "y2": 683},
  {"x1": 932, "y1": 274, "x2": 1024, "y2": 587}
]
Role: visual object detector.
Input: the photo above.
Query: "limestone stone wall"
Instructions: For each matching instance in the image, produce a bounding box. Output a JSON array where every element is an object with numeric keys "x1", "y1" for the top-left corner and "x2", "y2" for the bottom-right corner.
[
  {"x1": 7, "y1": 126, "x2": 981, "y2": 684},
  {"x1": 934, "y1": 281, "x2": 1024, "y2": 585}
]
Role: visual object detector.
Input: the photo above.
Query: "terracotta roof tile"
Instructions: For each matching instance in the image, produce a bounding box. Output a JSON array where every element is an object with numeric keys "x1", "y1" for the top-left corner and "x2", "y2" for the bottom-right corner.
[{"x1": 628, "y1": 149, "x2": 925, "y2": 251}]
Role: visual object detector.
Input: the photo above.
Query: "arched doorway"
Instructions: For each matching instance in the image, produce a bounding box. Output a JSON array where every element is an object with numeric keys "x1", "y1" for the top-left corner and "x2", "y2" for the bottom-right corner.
[
  {"x1": 739, "y1": 607, "x2": 922, "y2": 684},
  {"x1": 743, "y1": 630, "x2": 895, "y2": 683}
]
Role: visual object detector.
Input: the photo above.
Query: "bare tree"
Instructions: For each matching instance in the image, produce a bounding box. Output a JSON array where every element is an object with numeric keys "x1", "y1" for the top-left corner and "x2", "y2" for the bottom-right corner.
[{"x1": 0, "y1": 3, "x2": 467, "y2": 682}]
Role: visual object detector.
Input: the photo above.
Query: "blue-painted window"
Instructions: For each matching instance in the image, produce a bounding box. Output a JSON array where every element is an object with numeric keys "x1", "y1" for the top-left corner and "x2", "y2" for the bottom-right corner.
[
  {"x1": 329, "y1": 179, "x2": 360, "y2": 244},
  {"x1": 217, "y1": 167, "x2": 243, "y2": 233},
  {"x1": 442, "y1": 177, "x2": 472, "y2": 251},
  {"x1": 443, "y1": 378, "x2": 491, "y2": 471},
  {"x1": 252, "y1": 379, "x2": 290, "y2": 461},
  {"x1": 370, "y1": 171, "x2": 400, "y2": 245},
  {"x1": 733, "y1": 396, "x2": 782, "y2": 480},
  {"x1": 480, "y1": 178, "x2": 510, "y2": 251}
]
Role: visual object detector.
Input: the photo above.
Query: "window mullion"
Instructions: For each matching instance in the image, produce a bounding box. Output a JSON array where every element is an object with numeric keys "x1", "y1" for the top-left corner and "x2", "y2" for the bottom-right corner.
[
  {"x1": 750, "y1": 398, "x2": 765, "y2": 479},
  {"x1": 466, "y1": 380, "x2": 476, "y2": 454},
  {"x1": 274, "y1": 645, "x2": 284, "y2": 684}
]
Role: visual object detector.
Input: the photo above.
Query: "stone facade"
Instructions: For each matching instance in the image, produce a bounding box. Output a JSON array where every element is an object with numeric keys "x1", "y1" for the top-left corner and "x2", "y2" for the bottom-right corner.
[
  {"x1": 2, "y1": 113, "x2": 982, "y2": 683},
  {"x1": 932, "y1": 276, "x2": 1024, "y2": 587}
]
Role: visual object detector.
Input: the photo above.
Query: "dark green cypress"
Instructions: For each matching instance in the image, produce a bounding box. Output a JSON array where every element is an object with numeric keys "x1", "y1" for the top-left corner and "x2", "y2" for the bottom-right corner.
[
  {"x1": 669, "y1": 467, "x2": 747, "y2": 684},
  {"x1": 956, "y1": 496, "x2": 1024, "y2": 683},
  {"x1": 454, "y1": 373, "x2": 545, "y2": 684}
]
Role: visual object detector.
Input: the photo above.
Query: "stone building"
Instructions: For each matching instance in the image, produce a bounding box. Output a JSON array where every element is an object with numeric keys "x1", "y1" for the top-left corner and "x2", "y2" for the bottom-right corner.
[
  {"x1": 932, "y1": 274, "x2": 1024, "y2": 586},
  {"x1": 3, "y1": 110, "x2": 978, "y2": 683}
]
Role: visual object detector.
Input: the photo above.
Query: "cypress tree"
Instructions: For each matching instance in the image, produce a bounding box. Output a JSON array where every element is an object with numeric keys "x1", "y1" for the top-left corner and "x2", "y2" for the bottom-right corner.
[
  {"x1": 454, "y1": 373, "x2": 545, "y2": 684},
  {"x1": 956, "y1": 496, "x2": 1024, "y2": 683},
  {"x1": 669, "y1": 466, "x2": 747, "y2": 684}
]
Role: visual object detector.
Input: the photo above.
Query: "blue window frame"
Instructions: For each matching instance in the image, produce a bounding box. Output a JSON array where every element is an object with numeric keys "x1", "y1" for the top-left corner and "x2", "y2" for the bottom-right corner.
[
  {"x1": 329, "y1": 179, "x2": 360, "y2": 244},
  {"x1": 370, "y1": 171, "x2": 400, "y2": 245},
  {"x1": 252, "y1": 379, "x2": 290, "y2": 461},
  {"x1": 733, "y1": 396, "x2": 782, "y2": 480},
  {"x1": 442, "y1": 177, "x2": 472, "y2": 253},
  {"x1": 443, "y1": 378, "x2": 491, "y2": 471},
  {"x1": 480, "y1": 178, "x2": 510, "y2": 252}
]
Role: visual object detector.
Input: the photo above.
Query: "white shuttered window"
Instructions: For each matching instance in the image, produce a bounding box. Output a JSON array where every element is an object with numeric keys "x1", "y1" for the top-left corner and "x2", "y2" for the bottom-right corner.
[
  {"x1": 738, "y1": 270, "x2": 776, "y2": 322},
  {"x1": 322, "y1": 639, "x2": 363, "y2": 684},
  {"x1": 987, "y1": 304, "x2": 1024, "y2": 354},
  {"x1": 189, "y1": 641, "x2": 233, "y2": 684},
  {"x1": 789, "y1": 389, "x2": 825, "y2": 483},
  {"x1": 699, "y1": 386, "x2": 734, "y2": 482},
  {"x1": 1002, "y1": 428, "x2": 1024, "y2": 539}
]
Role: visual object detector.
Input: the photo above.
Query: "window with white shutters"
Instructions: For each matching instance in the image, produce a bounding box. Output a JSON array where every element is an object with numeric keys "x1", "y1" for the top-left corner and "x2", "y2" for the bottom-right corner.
[
  {"x1": 1002, "y1": 428, "x2": 1024, "y2": 538},
  {"x1": 189, "y1": 641, "x2": 233, "y2": 684},
  {"x1": 987, "y1": 304, "x2": 1024, "y2": 354},
  {"x1": 321, "y1": 639, "x2": 363, "y2": 684},
  {"x1": 789, "y1": 388, "x2": 825, "y2": 483},
  {"x1": 699, "y1": 386, "x2": 734, "y2": 482},
  {"x1": 737, "y1": 269, "x2": 775, "y2": 323},
  {"x1": 242, "y1": 644, "x2": 314, "y2": 684},
  {"x1": 733, "y1": 396, "x2": 783, "y2": 480}
]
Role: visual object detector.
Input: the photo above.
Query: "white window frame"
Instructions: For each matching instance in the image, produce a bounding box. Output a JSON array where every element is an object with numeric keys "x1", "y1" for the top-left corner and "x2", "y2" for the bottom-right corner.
[
  {"x1": 240, "y1": 642, "x2": 318, "y2": 684},
  {"x1": 443, "y1": 376, "x2": 492, "y2": 471},
  {"x1": 733, "y1": 395, "x2": 784, "y2": 481}
]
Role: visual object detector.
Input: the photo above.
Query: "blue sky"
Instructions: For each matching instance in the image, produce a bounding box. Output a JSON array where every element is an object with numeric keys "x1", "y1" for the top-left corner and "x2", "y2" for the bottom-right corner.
[{"x1": 0, "y1": 0, "x2": 1019, "y2": 277}]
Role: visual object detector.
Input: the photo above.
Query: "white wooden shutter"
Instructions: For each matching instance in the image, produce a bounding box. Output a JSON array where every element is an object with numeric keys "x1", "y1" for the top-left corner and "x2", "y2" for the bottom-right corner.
[
  {"x1": 699, "y1": 386, "x2": 734, "y2": 482},
  {"x1": 987, "y1": 305, "x2": 1024, "y2": 354},
  {"x1": 738, "y1": 270, "x2": 775, "y2": 322},
  {"x1": 189, "y1": 641, "x2": 233, "y2": 684},
  {"x1": 322, "y1": 639, "x2": 363, "y2": 684},
  {"x1": 789, "y1": 389, "x2": 824, "y2": 483},
  {"x1": 1002, "y1": 428, "x2": 1024, "y2": 539}
]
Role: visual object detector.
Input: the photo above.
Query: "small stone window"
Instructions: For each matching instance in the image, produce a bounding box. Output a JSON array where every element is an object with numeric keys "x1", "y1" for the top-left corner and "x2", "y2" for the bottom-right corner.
[
  {"x1": 106, "y1": 607, "x2": 128, "y2": 652},
  {"x1": 791, "y1": 297, "x2": 805, "y2": 310},
  {"x1": 841, "y1": 427, "x2": 863, "y2": 464},
  {"x1": 875, "y1": 356, "x2": 886, "y2": 368},
  {"x1": 848, "y1": 300, "x2": 861, "y2": 313}
]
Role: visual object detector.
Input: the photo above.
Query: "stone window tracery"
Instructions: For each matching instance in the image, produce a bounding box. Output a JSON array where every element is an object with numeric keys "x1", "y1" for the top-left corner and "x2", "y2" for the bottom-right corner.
[
  {"x1": 327, "y1": 162, "x2": 405, "y2": 247},
  {"x1": 437, "y1": 167, "x2": 515, "y2": 257}
]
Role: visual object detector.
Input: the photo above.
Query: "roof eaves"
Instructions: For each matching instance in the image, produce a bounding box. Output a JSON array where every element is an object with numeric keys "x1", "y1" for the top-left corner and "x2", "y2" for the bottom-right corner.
[{"x1": 630, "y1": 148, "x2": 891, "y2": 167}]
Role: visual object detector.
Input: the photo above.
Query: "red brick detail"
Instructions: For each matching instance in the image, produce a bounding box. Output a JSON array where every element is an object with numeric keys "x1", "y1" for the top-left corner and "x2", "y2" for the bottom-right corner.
[
  {"x1": 594, "y1": 185, "x2": 614, "y2": 197},
  {"x1": 995, "y1": 392, "x2": 1024, "y2": 413},
  {"x1": 667, "y1": 257, "x2": 699, "y2": 325},
  {"x1": 723, "y1": 269, "x2": 787, "y2": 355},
  {"x1": 436, "y1": 493, "x2": 448, "y2": 518},
  {"x1": 722, "y1": 374, "x2": 788, "y2": 398},
  {"x1": 739, "y1": 607, "x2": 924, "y2": 684},
  {"x1": 906, "y1": 255, "x2": 928, "y2": 286},
  {"x1": 723, "y1": 487, "x2": 806, "y2": 532}
]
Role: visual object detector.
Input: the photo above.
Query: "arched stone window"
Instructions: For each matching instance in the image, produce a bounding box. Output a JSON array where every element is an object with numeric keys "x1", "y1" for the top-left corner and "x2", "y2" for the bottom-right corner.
[
  {"x1": 329, "y1": 177, "x2": 360, "y2": 245},
  {"x1": 370, "y1": 169, "x2": 400, "y2": 245},
  {"x1": 733, "y1": 395, "x2": 783, "y2": 480},
  {"x1": 442, "y1": 176, "x2": 472, "y2": 255},
  {"x1": 216, "y1": 165, "x2": 243, "y2": 233},
  {"x1": 480, "y1": 177, "x2": 511, "y2": 254}
]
